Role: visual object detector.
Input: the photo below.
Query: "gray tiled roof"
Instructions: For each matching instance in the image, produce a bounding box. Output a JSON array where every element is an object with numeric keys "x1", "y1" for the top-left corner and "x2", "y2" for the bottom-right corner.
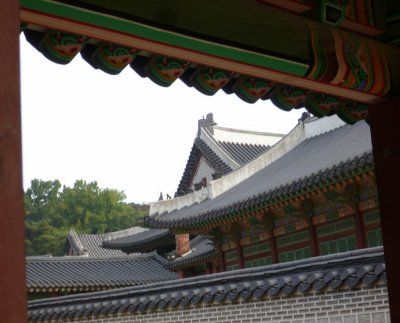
[
  {"x1": 102, "y1": 228, "x2": 174, "y2": 253},
  {"x1": 219, "y1": 141, "x2": 269, "y2": 165},
  {"x1": 27, "y1": 247, "x2": 385, "y2": 321},
  {"x1": 66, "y1": 228, "x2": 149, "y2": 257},
  {"x1": 26, "y1": 252, "x2": 178, "y2": 293},
  {"x1": 148, "y1": 122, "x2": 373, "y2": 229},
  {"x1": 166, "y1": 235, "x2": 217, "y2": 270}
]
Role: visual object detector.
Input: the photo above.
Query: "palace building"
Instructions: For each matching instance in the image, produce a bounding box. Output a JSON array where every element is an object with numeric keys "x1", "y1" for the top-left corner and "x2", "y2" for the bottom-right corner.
[{"x1": 27, "y1": 114, "x2": 389, "y2": 322}]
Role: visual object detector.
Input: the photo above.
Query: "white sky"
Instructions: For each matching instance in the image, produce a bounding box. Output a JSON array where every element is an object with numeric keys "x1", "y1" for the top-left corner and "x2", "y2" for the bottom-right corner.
[{"x1": 20, "y1": 36, "x2": 305, "y2": 204}]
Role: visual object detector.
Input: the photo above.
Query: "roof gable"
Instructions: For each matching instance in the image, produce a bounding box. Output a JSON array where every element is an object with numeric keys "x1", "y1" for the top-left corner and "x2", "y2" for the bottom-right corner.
[{"x1": 176, "y1": 113, "x2": 283, "y2": 197}]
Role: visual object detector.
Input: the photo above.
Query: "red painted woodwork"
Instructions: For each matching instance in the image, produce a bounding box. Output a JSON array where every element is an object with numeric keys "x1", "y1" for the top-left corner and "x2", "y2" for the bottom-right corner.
[
  {"x1": 0, "y1": 1, "x2": 27, "y2": 322},
  {"x1": 270, "y1": 234, "x2": 278, "y2": 264},
  {"x1": 369, "y1": 98, "x2": 400, "y2": 323},
  {"x1": 354, "y1": 204, "x2": 367, "y2": 249},
  {"x1": 308, "y1": 218, "x2": 319, "y2": 257}
]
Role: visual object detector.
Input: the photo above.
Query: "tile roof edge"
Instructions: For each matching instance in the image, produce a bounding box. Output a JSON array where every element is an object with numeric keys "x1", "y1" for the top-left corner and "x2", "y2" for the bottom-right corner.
[
  {"x1": 27, "y1": 247, "x2": 385, "y2": 315},
  {"x1": 26, "y1": 251, "x2": 162, "y2": 263}
]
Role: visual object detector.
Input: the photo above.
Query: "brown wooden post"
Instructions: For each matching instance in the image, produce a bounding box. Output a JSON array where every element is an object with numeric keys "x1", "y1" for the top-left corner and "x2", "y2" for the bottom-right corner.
[
  {"x1": 237, "y1": 241, "x2": 244, "y2": 269},
  {"x1": 308, "y1": 218, "x2": 319, "y2": 256},
  {"x1": 0, "y1": 1, "x2": 27, "y2": 322},
  {"x1": 270, "y1": 232, "x2": 278, "y2": 263},
  {"x1": 368, "y1": 98, "x2": 400, "y2": 323},
  {"x1": 354, "y1": 204, "x2": 367, "y2": 249}
]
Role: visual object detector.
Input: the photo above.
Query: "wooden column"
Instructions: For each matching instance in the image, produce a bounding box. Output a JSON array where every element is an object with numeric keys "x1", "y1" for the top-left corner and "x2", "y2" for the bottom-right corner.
[
  {"x1": 368, "y1": 98, "x2": 400, "y2": 323},
  {"x1": 354, "y1": 203, "x2": 367, "y2": 249},
  {"x1": 0, "y1": 1, "x2": 27, "y2": 322},
  {"x1": 308, "y1": 218, "x2": 319, "y2": 256},
  {"x1": 237, "y1": 241, "x2": 244, "y2": 269}
]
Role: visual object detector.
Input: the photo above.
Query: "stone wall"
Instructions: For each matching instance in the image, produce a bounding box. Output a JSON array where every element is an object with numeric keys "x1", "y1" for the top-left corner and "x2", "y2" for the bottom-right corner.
[{"x1": 73, "y1": 283, "x2": 389, "y2": 323}]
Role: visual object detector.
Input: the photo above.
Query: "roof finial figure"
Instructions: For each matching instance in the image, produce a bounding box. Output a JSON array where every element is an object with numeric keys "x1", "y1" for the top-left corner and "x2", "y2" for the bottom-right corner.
[{"x1": 158, "y1": 192, "x2": 163, "y2": 201}]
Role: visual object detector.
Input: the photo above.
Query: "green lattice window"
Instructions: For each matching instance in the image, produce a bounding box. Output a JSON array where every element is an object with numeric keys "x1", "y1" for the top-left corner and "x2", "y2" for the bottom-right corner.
[
  {"x1": 243, "y1": 241, "x2": 271, "y2": 257},
  {"x1": 364, "y1": 210, "x2": 380, "y2": 225},
  {"x1": 244, "y1": 257, "x2": 272, "y2": 268},
  {"x1": 226, "y1": 264, "x2": 240, "y2": 271},
  {"x1": 276, "y1": 231, "x2": 309, "y2": 248},
  {"x1": 367, "y1": 229, "x2": 383, "y2": 247},
  {"x1": 317, "y1": 218, "x2": 355, "y2": 237},
  {"x1": 319, "y1": 236, "x2": 357, "y2": 255},
  {"x1": 224, "y1": 249, "x2": 238, "y2": 262},
  {"x1": 279, "y1": 247, "x2": 311, "y2": 263}
]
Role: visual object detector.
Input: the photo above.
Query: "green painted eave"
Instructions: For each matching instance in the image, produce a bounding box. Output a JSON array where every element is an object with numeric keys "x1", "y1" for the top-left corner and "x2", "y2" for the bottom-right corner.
[{"x1": 21, "y1": 0, "x2": 310, "y2": 77}]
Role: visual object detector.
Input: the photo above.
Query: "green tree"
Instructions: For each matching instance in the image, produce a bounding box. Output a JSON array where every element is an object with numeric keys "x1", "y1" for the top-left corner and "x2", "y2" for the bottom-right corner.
[{"x1": 24, "y1": 179, "x2": 148, "y2": 256}]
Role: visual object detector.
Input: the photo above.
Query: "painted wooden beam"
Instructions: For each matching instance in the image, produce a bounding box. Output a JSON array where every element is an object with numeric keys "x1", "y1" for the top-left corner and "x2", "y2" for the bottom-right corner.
[
  {"x1": 0, "y1": 0, "x2": 27, "y2": 322},
  {"x1": 20, "y1": 1, "x2": 396, "y2": 104}
]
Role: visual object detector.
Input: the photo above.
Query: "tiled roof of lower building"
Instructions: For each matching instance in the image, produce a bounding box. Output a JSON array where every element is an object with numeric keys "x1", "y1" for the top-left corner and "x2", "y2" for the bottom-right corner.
[
  {"x1": 166, "y1": 235, "x2": 217, "y2": 270},
  {"x1": 28, "y1": 247, "x2": 385, "y2": 321},
  {"x1": 102, "y1": 228, "x2": 174, "y2": 253},
  {"x1": 66, "y1": 227, "x2": 149, "y2": 257},
  {"x1": 26, "y1": 252, "x2": 178, "y2": 294}
]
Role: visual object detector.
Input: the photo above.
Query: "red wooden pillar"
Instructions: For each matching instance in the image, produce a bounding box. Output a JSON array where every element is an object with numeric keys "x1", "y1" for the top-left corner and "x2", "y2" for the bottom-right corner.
[
  {"x1": 0, "y1": 1, "x2": 27, "y2": 322},
  {"x1": 270, "y1": 232, "x2": 278, "y2": 263},
  {"x1": 354, "y1": 204, "x2": 367, "y2": 249},
  {"x1": 308, "y1": 218, "x2": 319, "y2": 257},
  {"x1": 368, "y1": 98, "x2": 400, "y2": 323},
  {"x1": 237, "y1": 241, "x2": 244, "y2": 269}
]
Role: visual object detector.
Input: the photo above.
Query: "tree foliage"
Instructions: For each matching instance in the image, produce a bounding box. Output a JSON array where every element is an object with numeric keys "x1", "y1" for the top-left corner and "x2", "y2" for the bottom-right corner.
[{"x1": 25, "y1": 179, "x2": 148, "y2": 256}]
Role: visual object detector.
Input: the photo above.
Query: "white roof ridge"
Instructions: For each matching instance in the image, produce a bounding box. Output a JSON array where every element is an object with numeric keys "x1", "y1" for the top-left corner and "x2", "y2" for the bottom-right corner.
[
  {"x1": 213, "y1": 125, "x2": 285, "y2": 138},
  {"x1": 103, "y1": 226, "x2": 149, "y2": 242}
]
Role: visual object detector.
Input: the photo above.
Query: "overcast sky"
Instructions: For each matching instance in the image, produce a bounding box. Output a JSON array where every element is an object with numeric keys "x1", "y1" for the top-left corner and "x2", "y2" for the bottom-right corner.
[{"x1": 20, "y1": 36, "x2": 305, "y2": 204}]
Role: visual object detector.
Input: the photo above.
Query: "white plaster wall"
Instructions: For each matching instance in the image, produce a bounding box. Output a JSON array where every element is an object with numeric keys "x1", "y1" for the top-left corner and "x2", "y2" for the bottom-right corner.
[
  {"x1": 149, "y1": 188, "x2": 209, "y2": 216},
  {"x1": 190, "y1": 156, "x2": 215, "y2": 191}
]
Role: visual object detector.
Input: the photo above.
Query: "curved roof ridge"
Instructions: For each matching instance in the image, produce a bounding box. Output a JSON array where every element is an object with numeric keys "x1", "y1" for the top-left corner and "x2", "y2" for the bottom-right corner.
[
  {"x1": 103, "y1": 226, "x2": 149, "y2": 242},
  {"x1": 26, "y1": 252, "x2": 160, "y2": 263},
  {"x1": 66, "y1": 228, "x2": 85, "y2": 255},
  {"x1": 213, "y1": 125, "x2": 285, "y2": 137},
  {"x1": 200, "y1": 126, "x2": 241, "y2": 170}
]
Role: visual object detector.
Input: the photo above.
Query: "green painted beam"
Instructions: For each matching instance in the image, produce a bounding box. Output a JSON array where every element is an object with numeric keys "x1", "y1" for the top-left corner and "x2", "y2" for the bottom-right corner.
[{"x1": 21, "y1": 0, "x2": 309, "y2": 76}]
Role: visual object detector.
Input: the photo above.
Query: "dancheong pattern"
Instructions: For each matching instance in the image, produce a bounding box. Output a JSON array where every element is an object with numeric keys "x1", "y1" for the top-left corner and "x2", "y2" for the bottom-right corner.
[
  {"x1": 270, "y1": 85, "x2": 308, "y2": 111},
  {"x1": 308, "y1": 24, "x2": 391, "y2": 97},
  {"x1": 144, "y1": 56, "x2": 190, "y2": 87},
  {"x1": 192, "y1": 68, "x2": 232, "y2": 96},
  {"x1": 91, "y1": 44, "x2": 139, "y2": 75},
  {"x1": 233, "y1": 76, "x2": 275, "y2": 104},
  {"x1": 39, "y1": 31, "x2": 87, "y2": 64}
]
